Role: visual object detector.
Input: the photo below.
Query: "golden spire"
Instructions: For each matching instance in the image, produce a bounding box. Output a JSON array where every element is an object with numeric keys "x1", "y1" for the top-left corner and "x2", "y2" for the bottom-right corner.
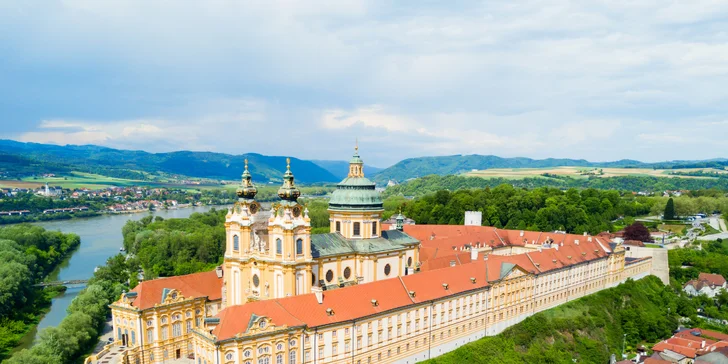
[
  {"x1": 244, "y1": 158, "x2": 248, "y2": 170},
  {"x1": 286, "y1": 157, "x2": 291, "y2": 171},
  {"x1": 355, "y1": 138, "x2": 358, "y2": 153}
]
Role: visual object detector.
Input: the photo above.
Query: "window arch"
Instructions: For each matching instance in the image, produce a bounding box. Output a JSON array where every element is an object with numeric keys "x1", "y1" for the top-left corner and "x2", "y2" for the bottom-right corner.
[
  {"x1": 276, "y1": 238, "x2": 282, "y2": 254},
  {"x1": 353, "y1": 222, "x2": 360, "y2": 236},
  {"x1": 233, "y1": 235, "x2": 239, "y2": 251},
  {"x1": 289, "y1": 350, "x2": 296, "y2": 364},
  {"x1": 296, "y1": 239, "x2": 303, "y2": 255}
]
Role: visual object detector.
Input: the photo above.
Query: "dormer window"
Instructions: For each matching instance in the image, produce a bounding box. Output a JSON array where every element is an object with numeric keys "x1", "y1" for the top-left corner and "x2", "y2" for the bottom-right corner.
[{"x1": 259, "y1": 320, "x2": 267, "y2": 329}]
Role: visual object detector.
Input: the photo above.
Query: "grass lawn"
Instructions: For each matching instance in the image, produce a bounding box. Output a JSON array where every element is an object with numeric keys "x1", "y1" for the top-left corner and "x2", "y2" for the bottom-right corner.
[
  {"x1": 658, "y1": 224, "x2": 688, "y2": 235},
  {"x1": 644, "y1": 243, "x2": 663, "y2": 248}
]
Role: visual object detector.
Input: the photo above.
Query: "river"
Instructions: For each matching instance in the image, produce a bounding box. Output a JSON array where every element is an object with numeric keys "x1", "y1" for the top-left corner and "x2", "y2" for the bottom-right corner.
[{"x1": 12, "y1": 205, "x2": 226, "y2": 353}]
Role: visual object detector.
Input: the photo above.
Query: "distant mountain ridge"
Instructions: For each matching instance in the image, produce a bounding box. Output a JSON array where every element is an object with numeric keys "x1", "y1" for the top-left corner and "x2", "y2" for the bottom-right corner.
[
  {"x1": 311, "y1": 160, "x2": 384, "y2": 180},
  {"x1": 371, "y1": 154, "x2": 728, "y2": 183},
  {"x1": 0, "y1": 140, "x2": 339, "y2": 183}
]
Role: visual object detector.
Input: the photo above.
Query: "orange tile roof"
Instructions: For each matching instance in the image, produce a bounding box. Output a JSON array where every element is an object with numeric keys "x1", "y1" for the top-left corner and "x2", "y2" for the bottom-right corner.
[
  {"x1": 400, "y1": 260, "x2": 489, "y2": 302},
  {"x1": 212, "y1": 300, "x2": 305, "y2": 340},
  {"x1": 129, "y1": 271, "x2": 222, "y2": 310},
  {"x1": 420, "y1": 252, "x2": 471, "y2": 271}
]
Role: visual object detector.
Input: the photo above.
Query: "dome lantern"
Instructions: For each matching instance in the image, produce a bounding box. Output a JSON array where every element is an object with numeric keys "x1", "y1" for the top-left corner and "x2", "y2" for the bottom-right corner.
[{"x1": 236, "y1": 159, "x2": 258, "y2": 201}]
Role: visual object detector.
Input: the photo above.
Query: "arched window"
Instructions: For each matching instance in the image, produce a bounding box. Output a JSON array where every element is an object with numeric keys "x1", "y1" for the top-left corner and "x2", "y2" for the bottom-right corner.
[
  {"x1": 353, "y1": 222, "x2": 360, "y2": 236},
  {"x1": 276, "y1": 238, "x2": 282, "y2": 254},
  {"x1": 296, "y1": 239, "x2": 303, "y2": 255},
  {"x1": 289, "y1": 351, "x2": 296, "y2": 364},
  {"x1": 335, "y1": 221, "x2": 341, "y2": 233},
  {"x1": 233, "y1": 235, "x2": 239, "y2": 251},
  {"x1": 372, "y1": 221, "x2": 377, "y2": 235}
]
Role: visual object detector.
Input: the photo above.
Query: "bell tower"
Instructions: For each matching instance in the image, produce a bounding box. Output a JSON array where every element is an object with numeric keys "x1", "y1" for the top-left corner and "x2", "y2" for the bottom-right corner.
[
  {"x1": 223, "y1": 159, "x2": 264, "y2": 307},
  {"x1": 266, "y1": 159, "x2": 313, "y2": 298}
]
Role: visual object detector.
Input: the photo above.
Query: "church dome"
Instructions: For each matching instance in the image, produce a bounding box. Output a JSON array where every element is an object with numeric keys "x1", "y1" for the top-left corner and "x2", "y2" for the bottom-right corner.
[{"x1": 328, "y1": 146, "x2": 383, "y2": 211}]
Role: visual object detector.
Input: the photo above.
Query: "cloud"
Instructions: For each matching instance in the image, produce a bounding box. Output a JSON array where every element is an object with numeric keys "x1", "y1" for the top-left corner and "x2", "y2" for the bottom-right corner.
[{"x1": 2, "y1": 1, "x2": 728, "y2": 166}]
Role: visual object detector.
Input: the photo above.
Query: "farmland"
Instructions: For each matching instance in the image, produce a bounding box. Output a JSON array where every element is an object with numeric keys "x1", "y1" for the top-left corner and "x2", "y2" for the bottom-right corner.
[
  {"x1": 0, "y1": 172, "x2": 225, "y2": 190},
  {"x1": 464, "y1": 166, "x2": 726, "y2": 180}
]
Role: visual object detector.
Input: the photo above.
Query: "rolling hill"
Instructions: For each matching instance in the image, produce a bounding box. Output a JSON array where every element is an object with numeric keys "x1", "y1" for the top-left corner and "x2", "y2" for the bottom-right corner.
[
  {"x1": 0, "y1": 140, "x2": 339, "y2": 184},
  {"x1": 371, "y1": 154, "x2": 728, "y2": 184},
  {"x1": 311, "y1": 160, "x2": 384, "y2": 180}
]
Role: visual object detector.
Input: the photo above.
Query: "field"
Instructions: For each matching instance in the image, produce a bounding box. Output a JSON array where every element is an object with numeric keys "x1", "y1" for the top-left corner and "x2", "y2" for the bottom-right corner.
[
  {"x1": 0, "y1": 172, "x2": 226, "y2": 190},
  {"x1": 464, "y1": 166, "x2": 726, "y2": 180}
]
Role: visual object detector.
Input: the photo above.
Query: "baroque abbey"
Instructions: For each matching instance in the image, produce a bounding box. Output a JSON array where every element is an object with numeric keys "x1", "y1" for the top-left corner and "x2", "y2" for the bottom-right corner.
[{"x1": 108, "y1": 147, "x2": 653, "y2": 364}]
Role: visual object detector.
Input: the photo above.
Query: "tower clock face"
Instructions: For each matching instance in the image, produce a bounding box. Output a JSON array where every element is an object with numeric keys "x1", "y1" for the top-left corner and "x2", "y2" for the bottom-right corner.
[
  {"x1": 292, "y1": 205, "x2": 302, "y2": 218},
  {"x1": 249, "y1": 202, "x2": 259, "y2": 214}
]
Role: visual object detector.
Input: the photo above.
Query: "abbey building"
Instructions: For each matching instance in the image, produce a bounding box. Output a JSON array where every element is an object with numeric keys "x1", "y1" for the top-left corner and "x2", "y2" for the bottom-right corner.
[{"x1": 107, "y1": 147, "x2": 653, "y2": 364}]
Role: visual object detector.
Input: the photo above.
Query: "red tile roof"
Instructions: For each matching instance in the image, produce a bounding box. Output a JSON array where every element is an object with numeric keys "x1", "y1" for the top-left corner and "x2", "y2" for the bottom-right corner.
[
  {"x1": 699, "y1": 273, "x2": 727, "y2": 287},
  {"x1": 129, "y1": 271, "x2": 222, "y2": 310},
  {"x1": 212, "y1": 300, "x2": 305, "y2": 340}
]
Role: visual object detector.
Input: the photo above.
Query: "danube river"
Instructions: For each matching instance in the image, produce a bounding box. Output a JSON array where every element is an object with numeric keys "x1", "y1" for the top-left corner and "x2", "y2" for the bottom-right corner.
[{"x1": 13, "y1": 205, "x2": 226, "y2": 353}]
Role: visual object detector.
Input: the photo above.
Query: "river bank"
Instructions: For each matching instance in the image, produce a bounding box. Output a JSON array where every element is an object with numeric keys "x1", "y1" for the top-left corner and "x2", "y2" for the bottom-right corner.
[{"x1": 8, "y1": 205, "x2": 227, "y2": 356}]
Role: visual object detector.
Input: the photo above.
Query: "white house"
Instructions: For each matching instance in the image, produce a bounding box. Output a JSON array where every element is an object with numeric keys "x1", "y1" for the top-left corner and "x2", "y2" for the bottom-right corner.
[{"x1": 683, "y1": 273, "x2": 727, "y2": 298}]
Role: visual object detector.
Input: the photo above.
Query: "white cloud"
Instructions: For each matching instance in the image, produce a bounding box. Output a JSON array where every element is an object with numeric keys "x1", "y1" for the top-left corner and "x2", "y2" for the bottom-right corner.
[{"x1": 2, "y1": 1, "x2": 728, "y2": 165}]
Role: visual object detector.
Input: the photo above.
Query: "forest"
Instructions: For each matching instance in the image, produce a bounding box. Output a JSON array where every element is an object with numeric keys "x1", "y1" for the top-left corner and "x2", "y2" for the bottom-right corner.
[
  {"x1": 7, "y1": 254, "x2": 136, "y2": 364},
  {"x1": 385, "y1": 174, "x2": 728, "y2": 197},
  {"x1": 426, "y1": 276, "x2": 679, "y2": 364},
  {"x1": 121, "y1": 209, "x2": 227, "y2": 278},
  {"x1": 390, "y1": 185, "x2": 656, "y2": 234},
  {"x1": 0, "y1": 225, "x2": 81, "y2": 361}
]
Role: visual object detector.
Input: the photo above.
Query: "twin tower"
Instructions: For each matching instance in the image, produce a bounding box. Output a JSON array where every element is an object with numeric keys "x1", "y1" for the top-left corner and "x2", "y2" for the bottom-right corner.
[{"x1": 221, "y1": 146, "x2": 418, "y2": 308}]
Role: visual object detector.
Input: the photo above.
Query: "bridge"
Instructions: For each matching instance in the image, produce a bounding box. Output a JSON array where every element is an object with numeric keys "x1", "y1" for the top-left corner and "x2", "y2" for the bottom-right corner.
[{"x1": 34, "y1": 279, "x2": 89, "y2": 287}]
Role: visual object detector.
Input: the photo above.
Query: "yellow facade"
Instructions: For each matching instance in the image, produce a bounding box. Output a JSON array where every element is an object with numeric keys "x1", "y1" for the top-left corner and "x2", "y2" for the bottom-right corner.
[
  {"x1": 110, "y1": 289, "x2": 222, "y2": 363},
  {"x1": 191, "y1": 250, "x2": 652, "y2": 364}
]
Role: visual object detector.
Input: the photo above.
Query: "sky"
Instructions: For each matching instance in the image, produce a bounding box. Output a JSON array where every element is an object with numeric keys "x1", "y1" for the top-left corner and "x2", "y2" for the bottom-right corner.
[{"x1": 1, "y1": 1, "x2": 727, "y2": 168}]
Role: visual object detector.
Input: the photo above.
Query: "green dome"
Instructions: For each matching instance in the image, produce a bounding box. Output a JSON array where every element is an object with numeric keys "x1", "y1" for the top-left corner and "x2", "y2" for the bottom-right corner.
[{"x1": 328, "y1": 176, "x2": 383, "y2": 211}]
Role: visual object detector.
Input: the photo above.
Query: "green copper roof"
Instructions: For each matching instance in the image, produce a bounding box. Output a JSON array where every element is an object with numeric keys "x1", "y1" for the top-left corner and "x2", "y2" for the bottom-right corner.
[
  {"x1": 328, "y1": 176, "x2": 383, "y2": 211},
  {"x1": 310, "y1": 230, "x2": 419, "y2": 258}
]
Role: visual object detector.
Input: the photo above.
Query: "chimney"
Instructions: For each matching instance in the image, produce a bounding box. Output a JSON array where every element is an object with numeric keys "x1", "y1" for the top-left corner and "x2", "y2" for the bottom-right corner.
[
  {"x1": 555, "y1": 244, "x2": 559, "y2": 251},
  {"x1": 583, "y1": 232, "x2": 587, "y2": 236},
  {"x1": 450, "y1": 260, "x2": 456, "y2": 267},
  {"x1": 574, "y1": 239, "x2": 579, "y2": 246},
  {"x1": 588, "y1": 237, "x2": 592, "y2": 242},
  {"x1": 520, "y1": 230, "x2": 524, "y2": 237},
  {"x1": 312, "y1": 286, "x2": 324, "y2": 304},
  {"x1": 471, "y1": 249, "x2": 479, "y2": 261}
]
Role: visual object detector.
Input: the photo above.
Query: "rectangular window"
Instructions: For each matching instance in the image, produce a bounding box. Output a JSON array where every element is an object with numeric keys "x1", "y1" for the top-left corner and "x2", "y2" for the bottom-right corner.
[
  {"x1": 186, "y1": 321, "x2": 192, "y2": 333},
  {"x1": 147, "y1": 329, "x2": 153, "y2": 343},
  {"x1": 161, "y1": 327, "x2": 168, "y2": 340},
  {"x1": 318, "y1": 347, "x2": 324, "y2": 359},
  {"x1": 353, "y1": 222, "x2": 360, "y2": 236},
  {"x1": 332, "y1": 344, "x2": 337, "y2": 356},
  {"x1": 336, "y1": 221, "x2": 341, "y2": 232},
  {"x1": 372, "y1": 222, "x2": 377, "y2": 235}
]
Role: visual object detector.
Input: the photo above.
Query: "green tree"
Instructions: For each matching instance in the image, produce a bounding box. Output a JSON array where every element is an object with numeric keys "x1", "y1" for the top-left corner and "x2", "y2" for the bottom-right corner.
[{"x1": 664, "y1": 197, "x2": 676, "y2": 220}]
